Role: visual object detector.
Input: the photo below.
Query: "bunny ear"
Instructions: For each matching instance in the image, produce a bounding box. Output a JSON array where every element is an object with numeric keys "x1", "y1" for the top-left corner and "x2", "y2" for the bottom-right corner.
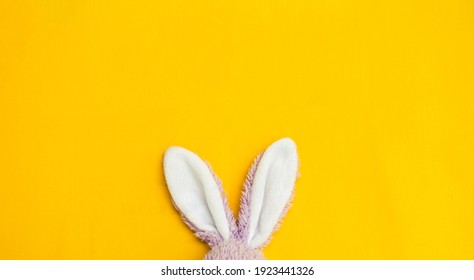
[
  {"x1": 163, "y1": 146, "x2": 235, "y2": 246},
  {"x1": 238, "y1": 138, "x2": 299, "y2": 248}
]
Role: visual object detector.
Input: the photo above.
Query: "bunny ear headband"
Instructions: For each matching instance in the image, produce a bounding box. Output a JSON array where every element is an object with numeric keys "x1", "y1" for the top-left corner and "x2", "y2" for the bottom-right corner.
[{"x1": 163, "y1": 138, "x2": 299, "y2": 259}]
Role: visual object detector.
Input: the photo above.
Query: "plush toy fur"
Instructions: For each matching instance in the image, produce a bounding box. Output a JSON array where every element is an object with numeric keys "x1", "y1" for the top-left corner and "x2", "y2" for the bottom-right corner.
[{"x1": 163, "y1": 138, "x2": 299, "y2": 259}]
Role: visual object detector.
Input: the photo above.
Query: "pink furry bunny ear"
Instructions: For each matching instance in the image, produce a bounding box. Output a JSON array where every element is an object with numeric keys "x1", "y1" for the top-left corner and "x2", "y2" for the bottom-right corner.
[
  {"x1": 237, "y1": 138, "x2": 299, "y2": 248},
  {"x1": 163, "y1": 146, "x2": 236, "y2": 247}
]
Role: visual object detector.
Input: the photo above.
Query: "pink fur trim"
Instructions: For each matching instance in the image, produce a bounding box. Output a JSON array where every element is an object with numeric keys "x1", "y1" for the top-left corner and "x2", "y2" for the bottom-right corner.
[{"x1": 236, "y1": 152, "x2": 263, "y2": 241}]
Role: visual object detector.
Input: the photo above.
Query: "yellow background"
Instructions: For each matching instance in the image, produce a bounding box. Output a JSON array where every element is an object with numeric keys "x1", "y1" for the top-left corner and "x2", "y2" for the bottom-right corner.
[{"x1": 1, "y1": 0, "x2": 473, "y2": 259}]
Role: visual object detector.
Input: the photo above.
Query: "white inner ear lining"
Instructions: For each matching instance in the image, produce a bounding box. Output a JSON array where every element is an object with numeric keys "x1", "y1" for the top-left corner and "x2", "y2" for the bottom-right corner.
[
  {"x1": 164, "y1": 147, "x2": 231, "y2": 241},
  {"x1": 246, "y1": 138, "x2": 298, "y2": 248}
]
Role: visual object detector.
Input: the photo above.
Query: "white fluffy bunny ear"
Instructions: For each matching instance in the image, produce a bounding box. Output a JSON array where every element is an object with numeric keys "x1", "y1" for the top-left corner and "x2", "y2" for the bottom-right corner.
[
  {"x1": 239, "y1": 138, "x2": 299, "y2": 248},
  {"x1": 163, "y1": 146, "x2": 234, "y2": 245}
]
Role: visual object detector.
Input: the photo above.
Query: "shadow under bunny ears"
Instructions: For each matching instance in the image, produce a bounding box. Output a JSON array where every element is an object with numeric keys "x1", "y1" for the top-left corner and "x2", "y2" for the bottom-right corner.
[{"x1": 163, "y1": 138, "x2": 299, "y2": 259}]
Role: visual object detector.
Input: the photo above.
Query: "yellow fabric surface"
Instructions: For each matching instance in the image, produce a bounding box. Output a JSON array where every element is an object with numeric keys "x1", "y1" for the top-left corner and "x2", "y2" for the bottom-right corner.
[{"x1": 0, "y1": 0, "x2": 473, "y2": 259}]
